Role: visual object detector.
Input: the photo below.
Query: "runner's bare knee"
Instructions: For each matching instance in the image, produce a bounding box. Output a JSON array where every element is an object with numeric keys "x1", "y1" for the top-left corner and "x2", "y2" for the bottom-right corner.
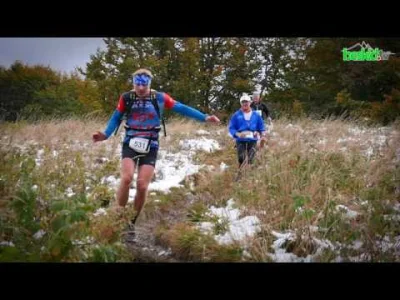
[
  {"x1": 136, "y1": 180, "x2": 149, "y2": 193},
  {"x1": 121, "y1": 173, "x2": 133, "y2": 186}
]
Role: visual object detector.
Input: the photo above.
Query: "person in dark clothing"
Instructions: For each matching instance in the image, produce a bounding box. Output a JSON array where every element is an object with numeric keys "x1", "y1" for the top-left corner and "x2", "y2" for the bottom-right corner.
[{"x1": 250, "y1": 91, "x2": 271, "y2": 121}]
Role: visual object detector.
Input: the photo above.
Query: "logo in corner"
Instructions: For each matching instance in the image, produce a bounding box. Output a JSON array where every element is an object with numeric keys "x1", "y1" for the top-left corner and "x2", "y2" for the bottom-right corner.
[{"x1": 342, "y1": 41, "x2": 396, "y2": 62}]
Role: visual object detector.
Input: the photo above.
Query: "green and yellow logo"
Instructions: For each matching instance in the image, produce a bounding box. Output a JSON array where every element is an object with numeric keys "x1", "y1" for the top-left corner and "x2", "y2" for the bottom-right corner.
[{"x1": 342, "y1": 41, "x2": 395, "y2": 61}]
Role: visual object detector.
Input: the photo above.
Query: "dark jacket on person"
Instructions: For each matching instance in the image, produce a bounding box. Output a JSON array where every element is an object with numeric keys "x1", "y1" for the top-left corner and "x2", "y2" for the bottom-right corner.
[{"x1": 250, "y1": 102, "x2": 270, "y2": 120}]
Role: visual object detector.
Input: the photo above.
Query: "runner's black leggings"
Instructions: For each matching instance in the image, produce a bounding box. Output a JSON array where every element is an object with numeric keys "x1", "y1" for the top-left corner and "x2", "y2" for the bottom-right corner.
[{"x1": 236, "y1": 141, "x2": 257, "y2": 166}]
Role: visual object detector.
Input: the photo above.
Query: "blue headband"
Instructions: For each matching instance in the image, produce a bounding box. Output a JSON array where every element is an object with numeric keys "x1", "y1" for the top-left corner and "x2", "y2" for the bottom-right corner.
[{"x1": 133, "y1": 74, "x2": 151, "y2": 86}]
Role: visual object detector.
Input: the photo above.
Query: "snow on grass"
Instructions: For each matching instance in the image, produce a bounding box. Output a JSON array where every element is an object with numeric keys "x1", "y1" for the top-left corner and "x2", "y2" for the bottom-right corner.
[
  {"x1": 179, "y1": 137, "x2": 221, "y2": 152},
  {"x1": 101, "y1": 175, "x2": 119, "y2": 188},
  {"x1": 271, "y1": 122, "x2": 395, "y2": 160},
  {"x1": 220, "y1": 162, "x2": 228, "y2": 171},
  {"x1": 33, "y1": 230, "x2": 46, "y2": 240},
  {"x1": 268, "y1": 230, "x2": 336, "y2": 262},
  {"x1": 148, "y1": 150, "x2": 202, "y2": 193},
  {"x1": 348, "y1": 127, "x2": 365, "y2": 136},
  {"x1": 72, "y1": 236, "x2": 96, "y2": 246},
  {"x1": 195, "y1": 129, "x2": 210, "y2": 135},
  {"x1": 65, "y1": 187, "x2": 75, "y2": 198},
  {"x1": 102, "y1": 137, "x2": 221, "y2": 195},
  {"x1": 349, "y1": 240, "x2": 364, "y2": 250},
  {"x1": 198, "y1": 199, "x2": 261, "y2": 246},
  {"x1": 158, "y1": 249, "x2": 172, "y2": 256},
  {"x1": 0, "y1": 241, "x2": 15, "y2": 247},
  {"x1": 198, "y1": 222, "x2": 214, "y2": 234},
  {"x1": 393, "y1": 203, "x2": 400, "y2": 213},
  {"x1": 376, "y1": 235, "x2": 400, "y2": 255},
  {"x1": 128, "y1": 188, "x2": 136, "y2": 203},
  {"x1": 383, "y1": 215, "x2": 400, "y2": 222},
  {"x1": 336, "y1": 205, "x2": 359, "y2": 219},
  {"x1": 347, "y1": 235, "x2": 400, "y2": 261},
  {"x1": 35, "y1": 149, "x2": 45, "y2": 166},
  {"x1": 215, "y1": 216, "x2": 261, "y2": 246},
  {"x1": 93, "y1": 208, "x2": 107, "y2": 217},
  {"x1": 284, "y1": 124, "x2": 304, "y2": 134}
]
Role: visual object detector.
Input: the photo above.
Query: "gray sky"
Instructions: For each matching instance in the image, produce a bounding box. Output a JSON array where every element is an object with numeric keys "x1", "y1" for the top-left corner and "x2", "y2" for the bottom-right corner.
[{"x1": 0, "y1": 38, "x2": 106, "y2": 74}]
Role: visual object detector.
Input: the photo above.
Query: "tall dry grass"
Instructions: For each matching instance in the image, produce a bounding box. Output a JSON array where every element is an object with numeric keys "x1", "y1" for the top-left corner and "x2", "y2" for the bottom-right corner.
[
  {"x1": 155, "y1": 117, "x2": 399, "y2": 261},
  {"x1": 0, "y1": 116, "x2": 399, "y2": 262}
]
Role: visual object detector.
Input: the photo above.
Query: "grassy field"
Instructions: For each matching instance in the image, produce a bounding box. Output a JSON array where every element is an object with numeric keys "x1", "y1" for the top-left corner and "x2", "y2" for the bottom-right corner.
[{"x1": 0, "y1": 116, "x2": 399, "y2": 262}]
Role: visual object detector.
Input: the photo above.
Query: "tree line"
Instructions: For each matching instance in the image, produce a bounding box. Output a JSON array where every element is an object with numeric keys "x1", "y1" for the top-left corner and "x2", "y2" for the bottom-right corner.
[{"x1": 1, "y1": 38, "x2": 399, "y2": 124}]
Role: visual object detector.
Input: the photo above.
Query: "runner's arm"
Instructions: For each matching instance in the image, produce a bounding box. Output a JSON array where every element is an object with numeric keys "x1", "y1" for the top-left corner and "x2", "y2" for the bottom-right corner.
[
  {"x1": 164, "y1": 93, "x2": 207, "y2": 122},
  {"x1": 258, "y1": 115, "x2": 266, "y2": 135},
  {"x1": 103, "y1": 95, "x2": 125, "y2": 138},
  {"x1": 228, "y1": 115, "x2": 239, "y2": 138},
  {"x1": 262, "y1": 103, "x2": 270, "y2": 118}
]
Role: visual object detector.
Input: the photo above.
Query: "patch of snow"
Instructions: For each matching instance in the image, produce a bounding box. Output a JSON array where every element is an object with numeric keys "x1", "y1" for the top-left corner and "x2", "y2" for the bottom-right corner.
[
  {"x1": 214, "y1": 216, "x2": 261, "y2": 246},
  {"x1": 348, "y1": 127, "x2": 365, "y2": 136},
  {"x1": 72, "y1": 236, "x2": 95, "y2": 246},
  {"x1": 65, "y1": 187, "x2": 75, "y2": 198},
  {"x1": 375, "y1": 135, "x2": 387, "y2": 147},
  {"x1": 179, "y1": 137, "x2": 221, "y2": 152},
  {"x1": 350, "y1": 240, "x2": 363, "y2": 250},
  {"x1": 336, "y1": 205, "x2": 359, "y2": 219},
  {"x1": 128, "y1": 188, "x2": 136, "y2": 203},
  {"x1": 0, "y1": 241, "x2": 15, "y2": 247},
  {"x1": 93, "y1": 208, "x2": 107, "y2": 217},
  {"x1": 384, "y1": 215, "x2": 400, "y2": 222},
  {"x1": 268, "y1": 230, "x2": 336, "y2": 263},
  {"x1": 195, "y1": 130, "x2": 210, "y2": 135},
  {"x1": 207, "y1": 165, "x2": 215, "y2": 171},
  {"x1": 198, "y1": 199, "x2": 261, "y2": 246},
  {"x1": 101, "y1": 175, "x2": 119, "y2": 188},
  {"x1": 242, "y1": 250, "x2": 252, "y2": 259},
  {"x1": 198, "y1": 222, "x2": 214, "y2": 234},
  {"x1": 37, "y1": 149, "x2": 45, "y2": 157},
  {"x1": 220, "y1": 162, "x2": 228, "y2": 171},
  {"x1": 148, "y1": 150, "x2": 202, "y2": 193},
  {"x1": 364, "y1": 146, "x2": 374, "y2": 158},
  {"x1": 33, "y1": 230, "x2": 46, "y2": 240}
]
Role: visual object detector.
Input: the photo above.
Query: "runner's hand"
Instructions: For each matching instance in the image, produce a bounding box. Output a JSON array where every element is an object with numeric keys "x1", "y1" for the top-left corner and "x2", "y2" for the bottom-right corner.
[
  {"x1": 92, "y1": 131, "x2": 107, "y2": 143},
  {"x1": 205, "y1": 115, "x2": 220, "y2": 124}
]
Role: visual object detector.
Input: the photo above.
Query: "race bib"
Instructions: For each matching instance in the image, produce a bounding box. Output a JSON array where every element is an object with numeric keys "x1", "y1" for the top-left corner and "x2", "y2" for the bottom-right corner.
[
  {"x1": 241, "y1": 131, "x2": 254, "y2": 138},
  {"x1": 129, "y1": 137, "x2": 150, "y2": 153},
  {"x1": 255, "y1": 110, "x2": 262, "y2": 117}
]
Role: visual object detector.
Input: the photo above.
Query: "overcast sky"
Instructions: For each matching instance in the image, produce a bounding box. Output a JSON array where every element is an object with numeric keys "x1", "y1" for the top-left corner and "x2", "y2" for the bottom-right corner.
[{"x1": 0, "y1": 38, "x2": 106, "y2": 73}]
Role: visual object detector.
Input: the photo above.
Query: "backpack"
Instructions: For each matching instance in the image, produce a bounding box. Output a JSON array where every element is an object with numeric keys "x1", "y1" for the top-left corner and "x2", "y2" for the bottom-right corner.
[{"x1": 114, "y1": 90, "x2": 167, "y2": 137}]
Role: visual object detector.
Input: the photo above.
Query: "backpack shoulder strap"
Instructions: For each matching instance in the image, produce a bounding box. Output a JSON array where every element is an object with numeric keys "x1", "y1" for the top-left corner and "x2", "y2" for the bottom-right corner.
[
  {"x1": 114, "y1": 91, "x2": 136, "y2": 136},
  {"x1": 150, "y1": 90, "x2": 160, "y2": 118},
  {"x1": 150, "y1": 90, "x2": 167, "y2": 137},
  {"x1": 125, "y1": 91, "x2": 136, "y2": 118}
]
